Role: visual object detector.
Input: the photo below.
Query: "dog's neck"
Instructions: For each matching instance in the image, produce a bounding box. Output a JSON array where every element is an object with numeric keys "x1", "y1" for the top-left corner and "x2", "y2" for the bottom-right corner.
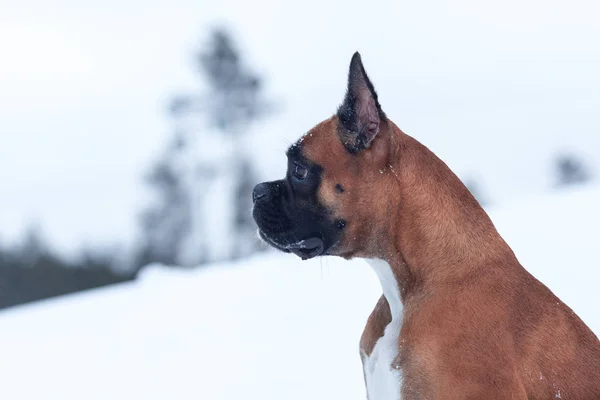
[{"x1": 371, "y1": 124, "x2": 515, "y2": 301}]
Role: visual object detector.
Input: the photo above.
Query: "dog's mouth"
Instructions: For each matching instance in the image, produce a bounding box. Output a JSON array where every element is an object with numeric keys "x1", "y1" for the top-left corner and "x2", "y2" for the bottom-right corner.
[
  {"x1": 258, "y1": 230, "x2": 290, "y2": 253},
  {"x1": 258, "y1": 230, "x2": 325, "y2": 260},
  {"x1": 286, "y1": 237, "x2": 325, "y2": 260}
]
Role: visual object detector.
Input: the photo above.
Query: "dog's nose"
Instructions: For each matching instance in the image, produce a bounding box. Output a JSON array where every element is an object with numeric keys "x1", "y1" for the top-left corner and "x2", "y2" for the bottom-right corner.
[{"x1": 252, "y1": 183, "x2": 270, "y2": 203}]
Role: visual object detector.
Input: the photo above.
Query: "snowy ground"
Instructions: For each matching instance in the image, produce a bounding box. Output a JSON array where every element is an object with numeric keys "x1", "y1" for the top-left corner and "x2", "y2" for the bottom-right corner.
[{"x1": 0, "y1": 185, "x2": 599, "y2": 400}]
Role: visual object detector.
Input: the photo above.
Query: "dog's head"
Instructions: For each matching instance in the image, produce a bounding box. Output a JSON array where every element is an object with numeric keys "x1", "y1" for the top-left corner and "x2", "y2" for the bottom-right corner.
[{"x1": 252, "y1": 52, "x2": 398, "y2": 260}]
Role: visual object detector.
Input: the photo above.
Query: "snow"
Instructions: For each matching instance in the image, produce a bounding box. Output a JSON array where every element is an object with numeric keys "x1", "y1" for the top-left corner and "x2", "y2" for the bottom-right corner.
[{"x1": 0, "y1": 185, "x2": 599, "y2": 399}]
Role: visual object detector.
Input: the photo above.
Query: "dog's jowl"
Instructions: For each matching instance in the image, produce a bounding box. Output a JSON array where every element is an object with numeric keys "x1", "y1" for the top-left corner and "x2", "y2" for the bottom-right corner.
[{"x1": 252, "y1": 52, "x2": 600, "y2": 399}]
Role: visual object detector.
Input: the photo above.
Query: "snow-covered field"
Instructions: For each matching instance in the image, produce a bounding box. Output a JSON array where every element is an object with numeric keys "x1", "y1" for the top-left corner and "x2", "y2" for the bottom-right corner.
[{"x1": 0, "y1": 186, "x2": 599, "y2": 400}]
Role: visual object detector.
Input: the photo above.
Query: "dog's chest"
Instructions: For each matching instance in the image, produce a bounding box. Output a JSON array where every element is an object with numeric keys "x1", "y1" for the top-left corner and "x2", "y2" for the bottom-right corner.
[{"x1": 363, "y1": 259, "x2": 404, "y2": 400}]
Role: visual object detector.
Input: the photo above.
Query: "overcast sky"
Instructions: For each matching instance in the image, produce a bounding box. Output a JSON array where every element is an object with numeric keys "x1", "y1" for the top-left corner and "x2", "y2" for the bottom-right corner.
[{"x1": 1, "y1": 0, "x2": 599, "y2": 255}]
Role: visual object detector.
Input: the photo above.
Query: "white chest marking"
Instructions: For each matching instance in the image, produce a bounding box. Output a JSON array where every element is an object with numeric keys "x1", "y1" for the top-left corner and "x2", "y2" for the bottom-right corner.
[{"x1": 363, "y1": 259, "x2": 403, "y2": 400}]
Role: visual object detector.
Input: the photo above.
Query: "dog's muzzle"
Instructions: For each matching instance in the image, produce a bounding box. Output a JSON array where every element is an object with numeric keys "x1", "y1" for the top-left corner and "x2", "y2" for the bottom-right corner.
[
  {"x1": 286, "y1": 237, "x2": 324, "y2": 260},
  {"x1": 252, "y1": 182, "x2": 326, "y2": 260}
]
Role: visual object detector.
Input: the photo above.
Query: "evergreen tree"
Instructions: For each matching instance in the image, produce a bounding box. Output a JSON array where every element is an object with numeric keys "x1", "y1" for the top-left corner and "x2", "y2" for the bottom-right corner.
[
  {"x1": 138, "y1": 133, "x2": 192, "y2": 266},
  {"x1": 17, "y1": 224, "x2": 48, "y2": 268},
  {"x1": 555, "y1": 154, "x2": 592, "y2": 187},
  {"x1": 464, "y1": 177, "x2": 488, "y2": 206},
  {"x1": 139, "y1": 27, "x2": 274, "y2": 267}
]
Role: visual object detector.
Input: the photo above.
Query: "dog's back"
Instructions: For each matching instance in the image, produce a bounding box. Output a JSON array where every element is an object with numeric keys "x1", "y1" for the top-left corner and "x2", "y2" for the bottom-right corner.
[{"x1": 514, "y1": 270, "x2": 600, "y2": 398}]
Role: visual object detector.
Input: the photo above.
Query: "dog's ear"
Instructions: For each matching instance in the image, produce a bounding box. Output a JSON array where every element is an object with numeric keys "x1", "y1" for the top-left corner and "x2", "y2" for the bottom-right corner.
[{"x1": 337, "y1": 52, "x2": 385, "y2": 153}]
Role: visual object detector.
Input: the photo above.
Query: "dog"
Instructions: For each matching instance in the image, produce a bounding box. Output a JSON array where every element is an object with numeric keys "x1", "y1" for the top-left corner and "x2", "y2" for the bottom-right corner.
[{"x1": 251, "y1": 52, "x2": 600, "y2": 399}]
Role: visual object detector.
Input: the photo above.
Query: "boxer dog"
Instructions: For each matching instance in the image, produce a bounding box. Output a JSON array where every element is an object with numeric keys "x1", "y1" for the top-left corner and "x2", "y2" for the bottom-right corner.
[{"x1": 251, "y1": 52, "x2": 600, "y2": 399}]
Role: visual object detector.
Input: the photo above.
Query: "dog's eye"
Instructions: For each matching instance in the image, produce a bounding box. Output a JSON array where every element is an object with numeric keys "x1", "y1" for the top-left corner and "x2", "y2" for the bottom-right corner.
[{"x1": 293, "y1": 164, "x2": 308, "y2": 180}]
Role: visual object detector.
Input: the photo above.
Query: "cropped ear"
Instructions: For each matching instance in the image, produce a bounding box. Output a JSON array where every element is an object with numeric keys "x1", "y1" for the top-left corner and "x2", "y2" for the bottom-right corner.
[{"x1": 337, "y1": 52, "x2": 386, "y2": 153}]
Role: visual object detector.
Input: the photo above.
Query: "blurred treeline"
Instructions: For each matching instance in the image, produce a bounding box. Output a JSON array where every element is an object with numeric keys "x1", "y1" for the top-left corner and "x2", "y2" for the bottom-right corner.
[{"x1": 0, "y1": 227, "x2": 136, "y2": 308}]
